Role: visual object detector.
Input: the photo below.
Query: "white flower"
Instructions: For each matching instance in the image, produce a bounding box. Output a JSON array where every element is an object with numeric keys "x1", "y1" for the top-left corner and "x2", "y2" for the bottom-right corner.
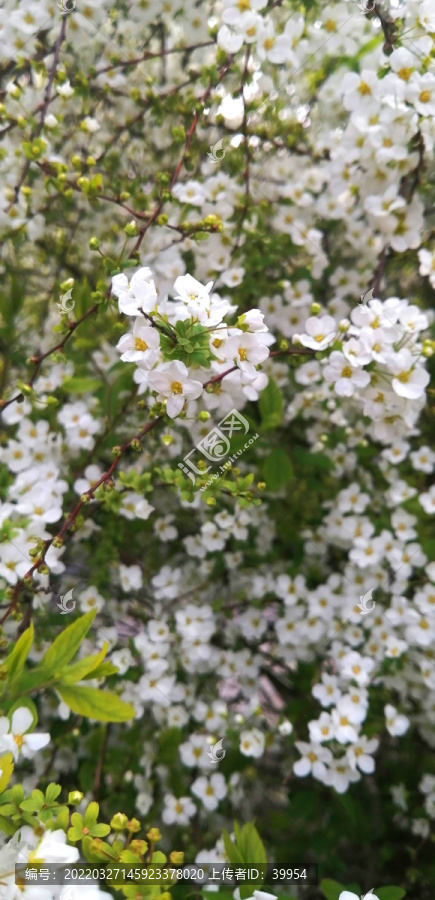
[
  {"x1": 217, "y1": 24, "x2": 244, "y2": 53},
  {"x1": 256, "y1": 20, "x2": 290, "y2": 64},
  {"x1": 78, "y1": 585, "x2": 105, "y2": 614},
  {"x1": 244, "y1": 893, "x2": 278, "y2": 900},
  {"x1": 385, "y1": 704, "x2": 410, "y2": 737},
  {"x1": 339, "y1": 892, "x2": 379, "y2": 900},
  {"x1": 239, "y1": 728, "x2": 265, "y2": 758},
  {"x1": 220, "y1": 267, "x2": 245, "y2": 288},
  {"x1": 153, "y1": 515, "x2": 178, "y2": 541},
  {"x1": 309, "y1": 712, "x2": 334, "y2": 743},
  {"x1": 323, "y1": 351, "x2": 370, "y2": 397},
  {"x1": 278, "y1": 719, "x2": 293, "y2": 735},
  {"x1": 419, "y1": 0, "x2": 435, "y2": 31},
  {"x1": 162, "y1": 794, "x2": 196, "y2": 824},
  {"x1": 176, "y1": 180, "x2": 206, "y2": 206},
  {"x1": 346, "y1": 736, "x2": 379, "y2": 773},
  {"x1": 116, "y1": 319, "x2": 160, "y2": 364},
  {"x1": 191, "y1": 773, "x2": 227, "y2": 810},
  {"x1": 389, "y1": 349, "x2": 430, "y2": 400},
  {"x1": 0, "y1": 707, "x2": 49, "y2": 760},
  {"x1": 119, "y1": 564, "x2": 143, "y2": 592},
  {"x1": 150, "y1": 361, "x2": 203, "y2": 418},
  {"x1": 296, "y1": 315, "x2": 336, "y2": 351},
  {"x1": 222, "y1": 332, "x2": 270, "y2": 380},
  {"x1": 112, "y1": 268, "x2": 157, "y2": 317},
  {"x1": 179, "y1": 734, "x2": 211, "y2": 768},
  {"x1": 293, "y1": 741, "x2": 332, "y2": 780},
  {"x1": 57, "y1": 80, "x2": 74, "y2": 98},
  {"x1": 138, "y1": 673, "x2": 175, "y2": 707},
  {"x1": 120, "y1": 493, "x2": 155, "y2": 520},
  {"x1": 341, "y1": 69, "x2": 379, "y2": 113},
  {"x1": 324, "y1": 757, "x2": 360, "y2": 794},
  {"x1": 418, "y1": 248, "x2": 435, "y2": 287},
  {"x1": 419, "y1": 485, "x2": 435, "y2": 515},
  {"x1": 340, "y1": 651, "x2": 375, "y2": 686},
  {"x1": 407, "y1": 72, "x2": 435, "y2": 116}
]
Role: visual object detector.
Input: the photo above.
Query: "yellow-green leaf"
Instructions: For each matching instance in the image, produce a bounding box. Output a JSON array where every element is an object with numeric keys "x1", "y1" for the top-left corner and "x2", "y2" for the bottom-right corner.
[
  {"x1": 5, "y1": 623, "x2": 34, "y2": 685},
  {"x1": 57, "y1": 685, "x2": 135, "y2": 722},
  {"x1": 0, "y1": 754, "x2": 14, "y2": 795},
  {"x1": 40, "y1": 611, "x2": 97, "y2": 678},
  {"x1": 59, "y1": 642, "x2": 109, "y2": 685}
]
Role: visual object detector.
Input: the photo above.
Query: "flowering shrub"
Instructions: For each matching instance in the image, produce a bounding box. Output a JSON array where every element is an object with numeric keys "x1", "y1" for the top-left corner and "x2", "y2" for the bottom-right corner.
[{"x1": 0, "y1": 0, "x2": 434, "y2": 898}]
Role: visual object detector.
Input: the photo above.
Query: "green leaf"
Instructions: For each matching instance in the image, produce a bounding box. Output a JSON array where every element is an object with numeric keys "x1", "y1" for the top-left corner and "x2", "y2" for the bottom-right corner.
[
  {"x1": 59, "y1": 642, "x2": 109, "y2": 685},
  {"x1": 84, "y1": 661, "x2": 119, "y2": 679},
  {"x1": 258, "y1": 377, "x2": 283, "y2": 429},
  {"x1": 0, "y1": 754, "x2": 14, "y2": 796},
  {"x1": 57, "y1": 685, "x2": 135, "y2": 722},
  {"x1": 62, "y1": 377, "x2": 102, "y2": 393},
  {"x1": 0, "y1": 814, "x2": 16, "y2": 836},
  {"x1": 39, "y1": 611, "x2": 97, "y2": 678},
  {"x1": 236, "y1": 823, "x2": 267, "y2": 866},
  {"x1": 92, "y1": 823, "x2": 111, "y2": 837},
  {"x1": 293, "y1": 446, "x2": 334, "y2": 471},
  {"x1": 20, "y1": 789, "x2": 44, "y2": 812},
  {"x1": 84, "y1": 801, "x2": 99, "y2": 827},
  {"x1": 55, "y1": 806, "x2": 69, "y2": 831},
  {"x1": 377, "y1": 888, "x2": 406, "y2": 900},
  {"x1": 45, "y1": 783, "x2": 62, "y2": 805},
  {"x1": 5, "y1": 623, "x2": 34, "y2": 686},
  {"x1": 107, "y1": 369, "x2": 134, "y2": 421},
  {"x1": 222, "y1": 829, "x2": 244, "y2": 866},
  {"x1": 321, "y1": 879, "x2": 346, "y2": 900},
  {"x1": 263, "y1": 448, "x2": 294, "y2": 491}
]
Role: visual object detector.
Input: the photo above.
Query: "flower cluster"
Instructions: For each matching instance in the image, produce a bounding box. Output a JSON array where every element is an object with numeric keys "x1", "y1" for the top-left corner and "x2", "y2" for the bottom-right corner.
[{"x1": 112, "y1": 269, "x2": 271, "y2": 417}]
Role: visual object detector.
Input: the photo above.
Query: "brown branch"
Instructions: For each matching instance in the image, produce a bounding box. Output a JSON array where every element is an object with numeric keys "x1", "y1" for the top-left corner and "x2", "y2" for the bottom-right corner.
[
  {"x1": 370, "y1": 245, "x2": 388, "y2": 298},
  {"x1": 0, "y1": 414, "x2": 161, "y2": 625},
  {"x1": 0, "y1": 302, "x2": 100, "y2": 410},
  {"x1": 92, "y1": 40, "x2": 215, "y2": 76},
  {"x1": 130, "y1": 56, "x2": 235, "y2": 257},
  {"x1": 93, "y1": 725, "x2": 109, "y2": 799}
]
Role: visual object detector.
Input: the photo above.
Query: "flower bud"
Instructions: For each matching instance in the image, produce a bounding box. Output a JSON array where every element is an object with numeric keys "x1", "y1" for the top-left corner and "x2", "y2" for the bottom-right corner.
[
  {"x1": 146, "y1": 827, "x2": 162, "y2": 842},
  {"x1": 111, "y1": 813, "x2": 128, "y2": 831},
  {"x1": 124, "y1": 220, "x2": 139, "y2": 236}
]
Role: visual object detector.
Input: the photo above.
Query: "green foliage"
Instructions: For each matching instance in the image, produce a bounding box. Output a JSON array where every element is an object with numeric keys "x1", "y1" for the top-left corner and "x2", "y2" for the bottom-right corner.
[
  {"x1": 258, "y1": 378, "x2": 283, "y2": 429},
  {"x1": 223, "y1": 823, "x2": 267, "y2": 899},
  {"x1": 262, "y1": 447, "x2": 294, "y2": 490},
  {"x1": 1, "y1": 612, "x2": 134, "y2": 723},
  {"x1": 57, "y1": 685, "x2": 135, "y2": 722},
  {"x1": 160, "y1": 320, "x2": 214, "y2": 367}
]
